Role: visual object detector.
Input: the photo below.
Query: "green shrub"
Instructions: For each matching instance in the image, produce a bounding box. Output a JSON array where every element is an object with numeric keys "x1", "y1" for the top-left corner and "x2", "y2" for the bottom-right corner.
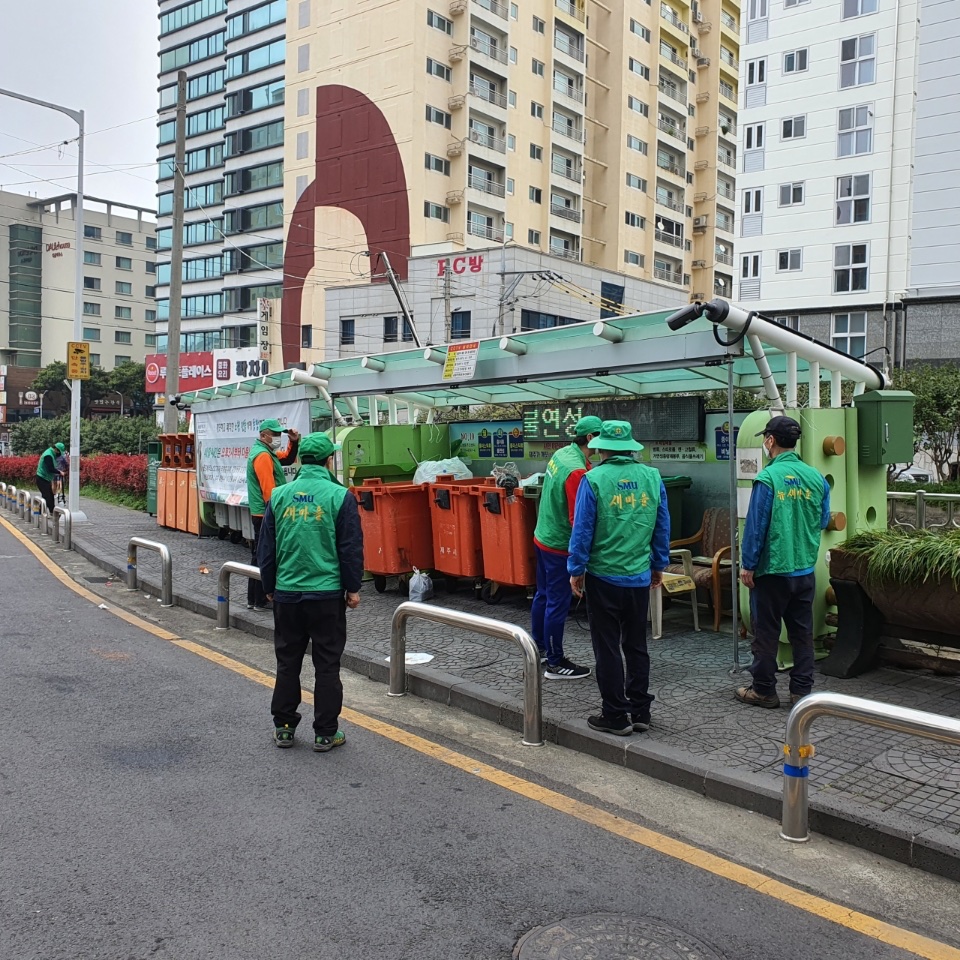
[
  {"x1": 841, "y1": 528, "x2": 960, "y2": 587},
  {"x1": 10, "y1": 416, "x2": 160, "y2": 456}
]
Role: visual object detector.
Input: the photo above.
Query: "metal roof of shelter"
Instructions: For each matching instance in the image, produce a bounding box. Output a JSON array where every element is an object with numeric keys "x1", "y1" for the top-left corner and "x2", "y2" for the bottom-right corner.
[{"x1": 179, "y1": 307, "x2": 833, "y2": 416}]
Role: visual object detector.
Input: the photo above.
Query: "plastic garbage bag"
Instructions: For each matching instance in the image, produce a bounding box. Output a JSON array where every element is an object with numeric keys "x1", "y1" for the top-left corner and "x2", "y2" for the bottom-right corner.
[
  {"x1": 492, "y1": 462, "x2": 522, "y2": 502},
  {"x1": 413, "y1": 457, "x2": 473, "y2": 485},
  {"x1": 408, "y1": 567, "x2": 434, "y2": 603}
]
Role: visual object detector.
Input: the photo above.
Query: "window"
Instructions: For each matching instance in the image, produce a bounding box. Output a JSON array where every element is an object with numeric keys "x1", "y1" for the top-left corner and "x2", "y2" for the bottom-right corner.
[
  {"x1": 775, "y1": 315, "x2": 800, "y2": 330},
  {"x1": 627, "y1": 135, "x2": 648, "y2": 154},
  {"x1": 160, "y1": 30, "x2": 225, "y2": 73},
  {"x1": 836, "y1": 174, "x2": 871, "y2": 224},
  {"x1": 529, "y1": 187, "x2": 542, "y2": 203},
  {"x1": 533, "y1": 15, "x2": 545, "y2": 33},
  {"x1": 383, "y1": 316, "x2": 398, "y2": 343},
  {"x1": 226, "y1": 38, "x2": 284, "y2": 78},
  {"x1": 116, "y1": 256, "x2": 132, "y2": 270},
  {"x1": 530, "y1": 144, "x2": 543, "y2": 160},
  {"x1": 223, "y1": 202, "x2": 283, "y2": 234},
  {"x1": 528, "y1": 229, "x2": 541, "y2": 245},
  {"x1": 425, "y1": 105, "x2": 452, "y2": 129},
  {"x1": 777, "y1": 248, "x2": 802, "y2": 271},
  {"x1": 505, "y1": 222, "x2": 514, "y2": 239},
  {"x1": 145, "y1": 334, "x2": 157, "y2": 348},
  {"x1": 625, "y1": 212, "x2": 645, "y2": 228},
  {"x1": 843, "y1": 0, "x2": 878, "y2": 18},
  {"x1": 624, "y1": 250, "x2": 645, "y2": 266},
  {"x1": 779, "y1": 182, "x2": 804, "y2": 206},
  {"x1": 224, "y1": 119, "x2": 284, "y2": 157},
  {"x1": 83, "y1": 327, "x2": 101, "y2": 342},
  {"x1": 424, "y1": 202, "x2": 449, "y2": 222},
  {"x1": 115, "y1": 307, "x2": 132, "y2": 320},
  {"x1": 510, "y1": 46, "x2": 518, "y2": 64},
  {"x1": 224, "y1": 160, "x2": 284, "y2": 196},
  {"x1": 630, "y1": 19, "x2": 651, "y2": 40},
  {"x1": 146, "y1": 262, "x2": 156, "y2": 275},
  {"x1": 146, "y1": 286, "x2": 156, "y2": 298},
  {"x1": 115, "y1": 330, "x2": 132, "y2": 344},
  {"x1": 508, "y1": 90, "x2": 517, "y2": 107},
  {"x1": 832, "y1": 312, "x2": 867, "y2": 357},
  {"x1": 116, "y1": 281, "x2": 133, "y2": 296},
  {"x1": 160, "y1": 0, "x2": 225, "y2": 35},
  {"x1": 834, "y1": 243, "x2": 869, "y2": 292},
  {"x1": 743, "y1": 188, "x2": 762, "y2": 214},
  {"x1": 83, "y1": 251, "x2": 100, "y2": 266},
  {"x1": 532, "y1": 59, "x2": 545, "y2": 76},
  {"x1": 226, "y1": 0, "x2": 284, "y2": 38},
  {"x1": 840, "y1": 34, "x2": 876, "y2": 87},
  {"x1": 781, "y1": 115, "x2": 806, "y2": 139},
  {"x1": 425, "y1": 153, "x2": 451, "y2": 175},
  {"x1": 746, "y1": 58, "x2": 766, "y2": 85},
  {"x1": 296, "y1": 131, "x2": 309, "y2": 160},
  {"x1": 83, "y1": 276, "x2": 100, "y2": 291},
  {"x1": 783, "y1": 48, "x2": 808, "y2": 73},
  {"x1": 225, "y1": 80, "x2": 284, "y2": 117},
  {"x1": 507, "y1": 134, "x2": 516, "y2": 150},
  {"x1": 427, "y1": 9, "x2": 452, "y2": 33},
  {"x1": 838, "y1": 104, "x2": 873, "y2": 156},
  {"x1": 426, "y1": 58, "x2": 451, "y2": 80},
  {"x1": 301, "y1": 325, "x2": 313, "y2": 349},
  {"x1": 83, "y1": 302, "x2": 100, "y2": 316},
  {"x1": 146, "y1": 237, "x2": 157, "y2": 250},
  {"x1": 626, "y1": 173, "x2": 647, "y2": 191},
  {"x1": 340, "y1": 319, "x2": 355, "y2": 346},
  {"x1": 784, "y1": 0, "x2": 810, "y2": 6},
  {"x1": 89, "y1": 354, "x2": 101, "y2": 368},
  {"x1": 510, "y1": 2, "x2": 518, "y2": 17},
  {"x1": 531, "y1": 102, "x2": 544, "y2": 119},
  {"x1": 451, "y1": 311, "x2": 471, "y2": 340},
  {"x1": 627, "y1": 96, "x2": 649, "y2": 117},
  {"x1": 628, "y1": 58, "x2": 650, "y2": 79},
  {"x1": 84, "y1": 225, "x2": 101, "y2": 241},
  {"x1": 401, "y1": 319, "x2": 415, "y2": 343},
  {"x1": 297, "y1": 88, "x2": 309, "y2": 117},
  {"x1": 747, "y1": 0, "x2": 768, "y2": 20},
  {"x1": 741, "y1": 253, "x2": 761, "y2": 278},
  {"x1": 745, "y1": 124, "x2": 764, "y2": 151},
  {"x1": 113, "y1": 356, "x2": 130, "y2": 366},
  {"x1": 158, "y1": 68, "x2": 225, "y2": 108}
]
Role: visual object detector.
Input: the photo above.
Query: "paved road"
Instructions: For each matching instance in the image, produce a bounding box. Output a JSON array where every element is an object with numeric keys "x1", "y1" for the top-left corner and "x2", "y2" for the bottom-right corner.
[{"x1": 1, "y1": 519, "x2": 957, "y2": 960}]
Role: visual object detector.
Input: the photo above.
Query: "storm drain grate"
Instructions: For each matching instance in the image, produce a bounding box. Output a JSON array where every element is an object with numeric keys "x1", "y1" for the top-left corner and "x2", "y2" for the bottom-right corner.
[{"x1": 83, "y1": 576, "x2": 114, "y2": 584}]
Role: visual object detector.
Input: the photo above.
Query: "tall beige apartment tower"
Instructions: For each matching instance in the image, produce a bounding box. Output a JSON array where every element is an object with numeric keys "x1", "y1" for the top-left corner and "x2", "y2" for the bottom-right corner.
[{"x1": 284, "y1": 0, "x2": 739, "y2": 359}]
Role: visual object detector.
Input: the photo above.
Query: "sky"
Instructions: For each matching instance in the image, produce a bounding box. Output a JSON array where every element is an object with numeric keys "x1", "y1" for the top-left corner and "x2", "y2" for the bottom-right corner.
[{"x1": 0, "y1": 1, "x2": 158, "y2": 211}]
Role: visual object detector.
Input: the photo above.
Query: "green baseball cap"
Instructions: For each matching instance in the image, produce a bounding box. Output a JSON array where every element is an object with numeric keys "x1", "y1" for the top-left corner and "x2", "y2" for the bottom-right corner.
[
  {"x1": 298, "y1": 432, "x2": 341, "y2": 464},
  {"x1": 55, "y1": 442, "x2": 66, "y2": 452},
  {"x1": 574, "y1": 415, "x2": 603, "y2": 437},
  {"x1": 587, "y1": 419, "x2": 643, "y2": 452},
  {"x1": 258, "y1": 418, "x2": 288, "y2": 434}
]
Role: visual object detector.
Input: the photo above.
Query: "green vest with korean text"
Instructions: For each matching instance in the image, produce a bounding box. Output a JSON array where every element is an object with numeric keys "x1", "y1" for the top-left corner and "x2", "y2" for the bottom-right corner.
[
  {"x1": 754, "y1": 451, "x2": 825, "y2": 576},
  {"x1": 533, "y1": 442, "x2": 589, "y2": 551},
  {"x1": 269, "y1": 464, "x2": 350, "y2": 593},
  {"x1": 36, "y1": 446, "x2": 57, "y2": 482},
  {"x1": 246, "y1": 439, "x2": 286, "y2": 516},
  {"x1": 583, "y1": 456, "x2": 662, "y2": 577}
]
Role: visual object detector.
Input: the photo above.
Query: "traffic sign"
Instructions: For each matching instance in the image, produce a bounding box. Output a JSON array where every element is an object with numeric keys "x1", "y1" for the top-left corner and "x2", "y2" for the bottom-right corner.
[{"x1": 67, "y1": 341, "x2": 91, "y2": 380}]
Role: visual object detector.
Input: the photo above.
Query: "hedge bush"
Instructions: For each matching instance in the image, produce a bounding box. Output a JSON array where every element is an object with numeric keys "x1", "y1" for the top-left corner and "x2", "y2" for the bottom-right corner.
[{"x1": 0, "y1": 453, "x2": 147, "y2": 497}]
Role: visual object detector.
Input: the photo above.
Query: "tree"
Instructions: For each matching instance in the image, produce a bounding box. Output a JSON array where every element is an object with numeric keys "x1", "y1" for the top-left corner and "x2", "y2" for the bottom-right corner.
[
  {"x1": 894, "y1": 365, "x2": 960, "y2": 480},
  {"x1": 30, "y1": 361, "x2": 111, "y2": 417},
  {"x1": 107, "y1": 362, "x2": 150, "y2": 416}
]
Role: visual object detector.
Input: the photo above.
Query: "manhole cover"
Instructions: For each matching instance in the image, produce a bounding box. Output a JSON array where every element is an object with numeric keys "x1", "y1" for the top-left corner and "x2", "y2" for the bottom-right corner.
[
  {"x1": 515, "y1": 915, "x2": 725, "y2": 960},
  {"x1": 873, "y1": 749, "x2": 960, "y2": 791},
  {"x1": 84, "y1": 576, "x2": 114, "y2": 584}
]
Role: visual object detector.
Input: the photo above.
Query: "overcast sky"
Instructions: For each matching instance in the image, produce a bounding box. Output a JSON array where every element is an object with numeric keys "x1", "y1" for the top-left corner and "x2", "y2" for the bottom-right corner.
[{"x1": 0, "y1": 1, "x2": 157, "y2": 211}]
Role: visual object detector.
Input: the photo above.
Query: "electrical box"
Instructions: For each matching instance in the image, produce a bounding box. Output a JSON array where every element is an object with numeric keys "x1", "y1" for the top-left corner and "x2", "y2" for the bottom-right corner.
[{"x1": 855, "y1": 390, "x2": 915, "y2": 465}]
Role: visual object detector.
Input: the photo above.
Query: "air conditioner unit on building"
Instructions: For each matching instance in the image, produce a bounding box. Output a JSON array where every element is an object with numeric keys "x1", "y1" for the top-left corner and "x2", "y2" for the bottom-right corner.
[
  {"x1": 697, "y1": 56, "x2": 710, "y2": 67},
  {"x1": 693, "y1": 215, "x2": 708, "y2": 226},
  {"x1": 694, "y1": 11, "x2": 704, "y2": 22},
  {"x1": 690, "y1": 291, "x2": 705, "y2": 300},
  {"x1": 470, "y1": 37, "x2": 481, "y2": 49},
  {"x1": 469, "y1": 129, "x2": 483, "y2": 142},
  {"x1": 692, "y1": 259, "x2": 707, "y2": 268}
]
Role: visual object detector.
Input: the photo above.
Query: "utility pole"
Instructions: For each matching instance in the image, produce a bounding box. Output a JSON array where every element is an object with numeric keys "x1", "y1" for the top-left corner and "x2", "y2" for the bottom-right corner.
[
  {"x1": 380, "y1": 252, "x2": 423, "y2": 348},
  {"x1": 443, "y1": 260, "x2": 452, "y2": 342},
  {"x1": 163, "y1": 70, "x2": 187, "y2": 434},
  {"x1": 497, "y1": 241, "x2": 506, "y2": 337}
]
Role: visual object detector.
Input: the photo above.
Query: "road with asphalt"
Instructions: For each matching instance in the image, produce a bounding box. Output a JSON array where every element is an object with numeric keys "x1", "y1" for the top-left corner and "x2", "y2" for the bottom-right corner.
[{"x1": 1, "y1": 518, "x2": 958, "y2": 960}]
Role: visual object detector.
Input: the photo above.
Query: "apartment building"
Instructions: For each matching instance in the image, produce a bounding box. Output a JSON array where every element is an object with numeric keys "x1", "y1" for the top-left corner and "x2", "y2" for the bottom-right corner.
[
  {"x1": 0, "y1": 190, "x2": 156, "y2": 370},
  {"x1": 155, "y1": 0, "x2": 285, "y2": 357},
  {"x1": 283, "y1": 0, "x2": 741, "y2": 363},
  {"x1": 733, "y1": 0, "x2": 919, "y2": 365}
]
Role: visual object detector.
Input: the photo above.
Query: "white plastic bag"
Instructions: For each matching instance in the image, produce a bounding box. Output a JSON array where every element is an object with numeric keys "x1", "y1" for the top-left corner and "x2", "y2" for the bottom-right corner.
[
  {"x1": 413, "y1": 457, "x2": 474, "y2": 485},
  {"x1": 408, "y1": 566, "x2": 434, "y2": 603}
]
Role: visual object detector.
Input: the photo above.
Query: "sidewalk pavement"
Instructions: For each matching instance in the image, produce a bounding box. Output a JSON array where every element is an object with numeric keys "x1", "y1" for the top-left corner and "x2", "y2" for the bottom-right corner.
[{"x1": 29, "y1": 496, "x2": 960, "y2": 880}]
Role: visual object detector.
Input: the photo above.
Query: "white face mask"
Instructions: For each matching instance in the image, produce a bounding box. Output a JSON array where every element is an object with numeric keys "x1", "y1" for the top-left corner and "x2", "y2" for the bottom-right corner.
[{"x1": 268, "y1": 435, "x2": 282, "y2": 451}]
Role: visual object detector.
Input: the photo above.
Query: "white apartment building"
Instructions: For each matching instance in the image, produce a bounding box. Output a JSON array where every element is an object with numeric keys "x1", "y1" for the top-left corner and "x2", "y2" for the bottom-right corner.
[
  {"x1": 734, "y1": 0, "x2": 918, "y2": 365},
  {"x1": 155, "y1": 0, "x2": 285, "y2": 356},
  {"x1": 0, "y1": 190, "x2": 156, "y2": 370}
]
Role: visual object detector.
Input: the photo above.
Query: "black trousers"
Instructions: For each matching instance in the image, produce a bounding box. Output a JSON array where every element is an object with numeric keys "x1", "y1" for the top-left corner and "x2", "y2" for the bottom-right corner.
[
  {"x1": 585, "y1": 573, "x2": 654, "y2": 724},
  {"x1": 748, "y1": 573, "x2": 816, "y2": 697},
  {"x1": 271, "y1": 597, "x2": 347, "y2": 736},
  {"x1": 248, "y1": 515, "x2": 267, "y2": 607},
  {"x1": 37, "y1": 477, "x2": 55, "y2": 514}
]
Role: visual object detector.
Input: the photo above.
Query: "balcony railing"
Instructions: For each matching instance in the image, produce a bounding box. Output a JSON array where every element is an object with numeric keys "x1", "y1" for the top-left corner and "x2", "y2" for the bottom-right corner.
[
  {"x1": 720, "y1": 51, "x2": 739, "y2": 70},
  {"x1": 662, "y1": 49, "x2": 688, "y2": 70},
  {"x1": 660, "y1": 8, "x2": 689, "y2": 33},
  {"x1": 469, "y1": 130, "x2": 507, "y2": 152},
  {"x1": 472, "y1": 0, "x2": 508, "y2": 19},
  {"x1": 654, "y1": 265, "x2": 684, "y2": 284},
  {"x1": 715, "y1": 217, "x2": 733, "y2": 233},
  {"x1": 550, "y1": 203, "x2": 582, "y2": 222},
  {"x1": 716, "y1": 250, "x2": 733, "y2": 265},
  {"x1": 719, "y1": 84, "x2": 736, "y2": 102},
  {"x1": 658, "y1": 82, "x2": 686, "y2": 105},
  {"x1": 717, "y1": 181, "x2": 735, "y2": 200},
  {"x1": 657, "y1": 156, "x2": 684, "y2": 177},
  {"x1": 719, "y1": 122, "x2": 737, "y2": 137},
  {"x1": 550, "y1": 245, "x2": 581, "y2": 261},
  {"x1": 655, "y1": 230, "x2": 684, "y2": 248},
  {"x1": 471, "y1": 36, "x2": 508, "y2": 64},
  {"x1": 553, "y1": 80, "x2": 584, "y2": 103},
  {"x1": 717, "y1": 152, "x2": 736, "y2": 169},
  {"x1": 656, "y1": 195, "x2": 684, "y2": 213},
  {"x1": 555, "y1": 0, "x2": 585, "y2": 21},
  {"x1": 658, "y1": 118, "x2": 686, "y2": 141},
  {"x1": 554, "y1": 35, "x2": 585, "y2": 62},
  {"x1": 552, "y1": 118, "x2": 585, "y2": 142},
  {"x1": 720, "y1": 11, "x2": 739, "y2": 32},
  {"x1": 469, "y1": 83, "x2": 507, "y2": 108},
  {"x1": 551, "y1": 158, "x2": 581, "y2": 181},
  {"x1": 467, "y1": 220, "x2": 504, "y2": 241},
  {"x1": 468, "y1": 174, "x2": 506, "y2": 197}
]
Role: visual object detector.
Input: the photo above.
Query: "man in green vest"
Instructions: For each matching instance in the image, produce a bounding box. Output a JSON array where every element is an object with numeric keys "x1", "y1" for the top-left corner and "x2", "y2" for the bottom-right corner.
[
  {"x1": 257, "y1": 433, "x2": 363, "y2": 751},
  {"x1": 567, "y1": 420, "x2": 671, "y2": 736},
  {"x1": 36, "y1": 441, "x2": 66, "y2": 513},
  {"x1": 737, "y1": 415, "x2": 830, "y2": 709},
  {"x1": 246, "y1": 418, "x2": 300, "y2": 611},
  {"x1": 531, "y1": 414, "x2": 602, "y2": 680}
]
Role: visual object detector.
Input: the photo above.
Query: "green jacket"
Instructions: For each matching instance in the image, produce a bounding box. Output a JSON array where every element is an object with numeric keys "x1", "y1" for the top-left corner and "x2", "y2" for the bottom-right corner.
[
  {"x1": 246, "y1": 439, "x2": 286, "y2": 516},
  {"x1": 754, "y1": 452, "x2": 826, "y2": 576},
  {"x1": 583, "y1": 456, "x2": 663, "y2": 577},
  {"x1": 268, "y1": 465, "x2": 355, "y2": 593},
  {"x1": 36, "y1": 447, "x2": 58, "y2": 482},
  {"x1": 533, "y1": 442, "x2": 589, "y2": 551}
]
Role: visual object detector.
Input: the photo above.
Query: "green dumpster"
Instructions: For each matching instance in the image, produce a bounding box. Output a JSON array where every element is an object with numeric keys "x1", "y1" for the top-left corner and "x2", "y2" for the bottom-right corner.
[
  {"x1": 661, "y1": 476, "x2": 692, "y2": 537},
  {"x1": 146, "y1": 441, "x2": 161, "y2": 516}
]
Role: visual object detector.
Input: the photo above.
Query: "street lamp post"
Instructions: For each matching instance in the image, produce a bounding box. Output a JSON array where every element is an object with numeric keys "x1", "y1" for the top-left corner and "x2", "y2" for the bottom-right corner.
[
  {"x1": 113, "y1": 391, "x2": 124, "y2": 417},
  {"x1": 0, "y1": 87, "x2": 86, "y2": 520}
]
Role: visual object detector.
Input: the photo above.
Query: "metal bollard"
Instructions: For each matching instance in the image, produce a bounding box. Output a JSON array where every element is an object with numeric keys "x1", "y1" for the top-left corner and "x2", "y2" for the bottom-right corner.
[
  {"x1": 389, "y1": 600, "x2": 544, "y2": 746},
  {"x1": 0, "y1": 482, "x2": 6, "y2": 508},
  {"x1": 216, "y1": 561, "x2": 261, "y2": 629},
  {"x1": 126, "y1": 537, "x2": 174, "y2": 607},
  {"x1": 17, "y1": 489, "x2": 30, "y2": 521},
  {"x1": 30, "y1": 494, "x2": 45, "y2": 528},
  {"x1": 52, "y1": 506, "x2": 72, "y2": 549},
  {"x1": 7, "y1": 486, "x2": 16, "y2": 513}
]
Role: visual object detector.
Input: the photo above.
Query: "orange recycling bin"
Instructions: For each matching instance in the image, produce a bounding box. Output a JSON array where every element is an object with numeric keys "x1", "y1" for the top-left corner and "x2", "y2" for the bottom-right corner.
[
  {"x1": 162, "y1": 468, "x2": 177, "y2": 529},
  {"x1": 187, "y1": 471, "x2": 200, "y2": 535},
  {"x1": 477, "y1": 485, "x2": 537, "y2": 591},
  {"x1": 175, "y1": 470, "x2": 190, "y2": 532},
  {"x1": 353, "y1": 479, "x2": 434, "y2": 589},
  {"x1": 428, "y1": 475, "x2": 488, "y2": 580}
]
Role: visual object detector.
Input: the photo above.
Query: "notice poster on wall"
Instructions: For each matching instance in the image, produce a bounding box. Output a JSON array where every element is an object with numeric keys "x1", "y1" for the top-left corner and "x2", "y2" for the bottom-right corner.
[
  {"x1": 193, "y1": 399, "x2": 312, "y2": 505},
  {"x1": 450, "y1": 421, "x2": 524, "y2": 460}
]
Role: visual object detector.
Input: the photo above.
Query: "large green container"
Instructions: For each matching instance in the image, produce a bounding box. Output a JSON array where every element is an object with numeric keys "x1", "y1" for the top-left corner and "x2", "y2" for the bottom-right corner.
[
  {"x1": 146, "y1": 441, "x2": 161, "y2": 516},
  {"x1": 661, "y1": 475, "x2": 692, "y2": 537}
]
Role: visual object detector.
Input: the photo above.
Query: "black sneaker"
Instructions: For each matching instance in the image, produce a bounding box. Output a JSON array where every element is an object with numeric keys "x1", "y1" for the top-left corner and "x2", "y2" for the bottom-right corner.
[
  {"x1": 631, "y1": 714, "x2": 651, "y2": 732},
  {"x1": 587, "y1": 713, "x2": 633, "y2": 736},
  {"x1": 273, "y1": 724, "x2": 295, "y2": 748},
  {"x1": 544, "y1": 658, "x2": 591, "y2": 680}
]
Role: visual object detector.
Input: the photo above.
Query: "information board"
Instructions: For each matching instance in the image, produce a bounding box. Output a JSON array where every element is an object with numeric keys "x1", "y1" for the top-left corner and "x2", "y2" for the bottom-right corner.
[
  {"x1": 522, "y1": 404, "x2": 587, "y2": 442},
  {"x1": 66, "y1": 342, "x2": 91, "y2": 380},
  {"x1": 442, "y1": 341, "x2": 480, "y2": 382},
  {"x1": 522, "y1": 398, "x2": 704, "y2": 443}
]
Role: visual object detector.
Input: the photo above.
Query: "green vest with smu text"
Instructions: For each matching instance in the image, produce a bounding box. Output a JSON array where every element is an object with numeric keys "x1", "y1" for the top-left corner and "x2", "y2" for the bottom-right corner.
[
  {"x1": 754, "y1": 451, "x2": 825, "y2": 576},
  {"x1": 246, "y1": 439, "x2": 286, "y2": 516},
  {"x1": 533, "y1": 442, "x2": 589, "y2": 551},
  {"x1": 584, "y1": 456, "x2": 663, "y2": 577},
  {"x1": 36, "y1": 447, "x2": 57, "y2": 482},
  {"x1": 269, "y1": 464, "x2": 351, "y2": 593}
]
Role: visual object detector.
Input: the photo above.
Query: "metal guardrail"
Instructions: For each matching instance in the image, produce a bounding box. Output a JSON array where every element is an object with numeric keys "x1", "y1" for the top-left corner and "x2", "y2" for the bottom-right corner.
[
  {"x1": 388, "y1": 600, "x2": 543, "y2": 746},
  {"x1": 887, "y1": 489, "x2": 960, "y2": 531},
  {"x1": 30, "y1": 494, "x2": 46, "y2": 528},
  {"x1": 216, "y1": 561, "x2": 261, "y2": 629},
  {"x1": 52, "y1": 506, "x2": 73, "y2": 549},
  {"x1": 781, "y1": 692, "x2": 960, "y2": 842},
  {"x1": 127, "y1": 537, "x2": 174, "y2": 607}
]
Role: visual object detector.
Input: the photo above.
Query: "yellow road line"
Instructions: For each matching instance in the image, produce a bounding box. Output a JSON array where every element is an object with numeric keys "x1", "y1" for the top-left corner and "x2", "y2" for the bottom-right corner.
[{"x1": 3, "y1": 513, "x2": 957, "y2": 960}]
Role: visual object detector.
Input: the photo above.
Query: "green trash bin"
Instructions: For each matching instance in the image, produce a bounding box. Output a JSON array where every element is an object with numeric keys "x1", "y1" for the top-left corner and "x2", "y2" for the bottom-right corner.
[
  {"x1": 661, "y1": 476, "x2": 692, "y2": 538},
  {"x1": 146, "y1": 441, "x2": 161, "y2": 516}
]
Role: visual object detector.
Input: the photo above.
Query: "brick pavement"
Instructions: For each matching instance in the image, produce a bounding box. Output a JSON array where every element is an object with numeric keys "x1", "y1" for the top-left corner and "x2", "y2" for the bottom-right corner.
[{"x1": 23, "y1": 496, "x2": 960, "y2": 875}]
